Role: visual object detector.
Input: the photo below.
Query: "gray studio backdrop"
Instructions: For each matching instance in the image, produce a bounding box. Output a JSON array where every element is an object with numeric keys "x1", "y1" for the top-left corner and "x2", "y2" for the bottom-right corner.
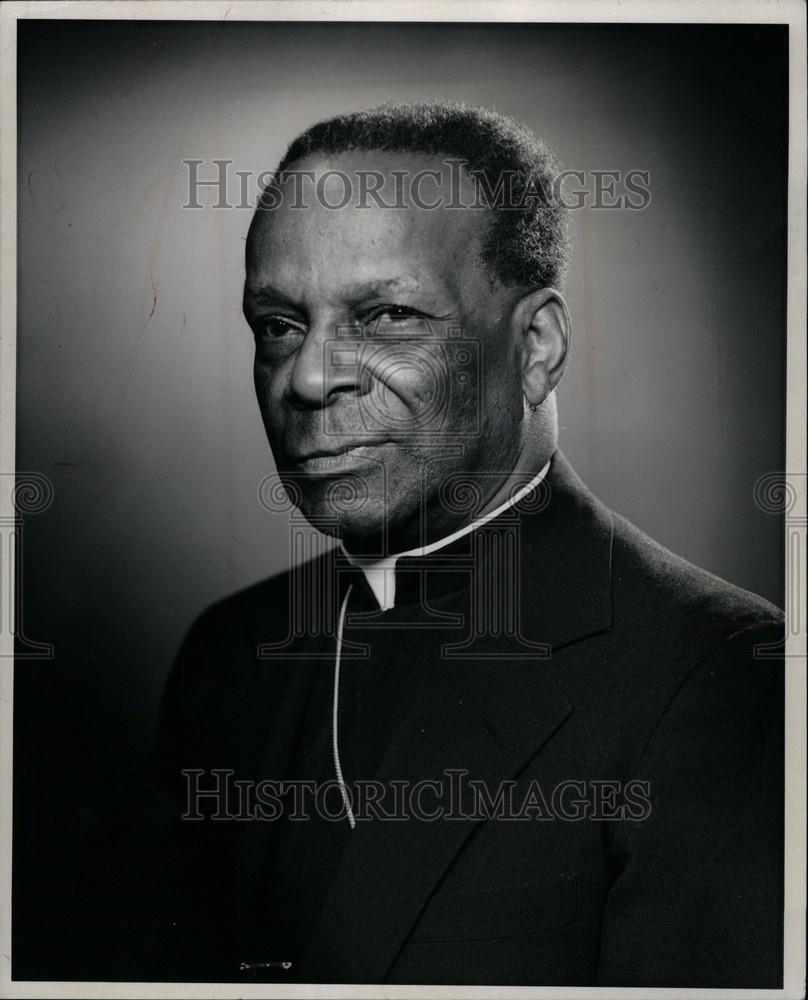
[{"x1": 17, "y1": 22, "x2": 786, "y2": 763}]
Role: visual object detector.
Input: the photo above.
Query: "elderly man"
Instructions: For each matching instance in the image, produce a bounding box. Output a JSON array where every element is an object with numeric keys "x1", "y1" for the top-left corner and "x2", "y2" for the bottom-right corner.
[{"x1": 155, "y1": 103, "x2": 784, "y2": 987}]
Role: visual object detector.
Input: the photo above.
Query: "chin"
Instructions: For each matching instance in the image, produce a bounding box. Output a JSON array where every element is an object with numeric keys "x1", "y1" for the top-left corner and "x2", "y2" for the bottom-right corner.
[
  {"x1": 301, "y1": 492, "x2": 430, "y2": 554},
  {"x1": 295, "y1": 495, "x2": 389, "y2": 543}
]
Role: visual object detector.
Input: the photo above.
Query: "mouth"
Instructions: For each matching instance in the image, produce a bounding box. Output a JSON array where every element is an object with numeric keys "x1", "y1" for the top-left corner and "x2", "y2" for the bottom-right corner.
[{"x1": 287, "y1": 441, "x2": 393, "y2": 472}]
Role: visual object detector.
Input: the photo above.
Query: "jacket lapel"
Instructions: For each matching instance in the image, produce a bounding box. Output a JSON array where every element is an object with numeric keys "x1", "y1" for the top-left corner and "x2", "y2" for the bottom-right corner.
[
  {"x1": 302, "y1": 450, "x2": 614, "y2": 982},
  {"x1": 302, "y1": 648, "x2": 573, "y2": 983},
  {"x1": 516, "y1": 449, "x2": 614, "y2": 654}
]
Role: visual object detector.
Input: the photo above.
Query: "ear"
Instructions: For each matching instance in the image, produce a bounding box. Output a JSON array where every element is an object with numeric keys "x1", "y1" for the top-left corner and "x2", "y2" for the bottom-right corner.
[{"x1": 512, "y1": 288, "x2": 571, "y2": 408}]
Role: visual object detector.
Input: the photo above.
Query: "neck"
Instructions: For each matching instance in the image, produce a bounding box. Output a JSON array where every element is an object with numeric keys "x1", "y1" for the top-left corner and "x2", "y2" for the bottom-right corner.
[
  {"x1": 341, "y1": 456, "x2": 553, "y2": 610},
  {"x1": 342, "y1": 445, "x2": 555, "y2": 560}
]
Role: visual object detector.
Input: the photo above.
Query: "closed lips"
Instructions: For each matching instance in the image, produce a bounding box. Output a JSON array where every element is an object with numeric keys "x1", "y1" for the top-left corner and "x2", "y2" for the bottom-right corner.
[{"x1": 289, "y1": 441, "x2": 392, "y2": 461}]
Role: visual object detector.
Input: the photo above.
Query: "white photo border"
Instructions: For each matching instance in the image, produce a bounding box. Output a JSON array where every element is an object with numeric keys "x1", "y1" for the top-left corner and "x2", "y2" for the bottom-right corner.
[{"x1": 0, "y1": 2, "x2": 804, "y2": 998}]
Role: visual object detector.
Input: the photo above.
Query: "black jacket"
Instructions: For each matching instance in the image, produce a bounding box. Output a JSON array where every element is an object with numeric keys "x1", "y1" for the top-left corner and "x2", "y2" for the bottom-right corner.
[{"x1": 152, "y1": 451, "x2": 784, "y2": 987}]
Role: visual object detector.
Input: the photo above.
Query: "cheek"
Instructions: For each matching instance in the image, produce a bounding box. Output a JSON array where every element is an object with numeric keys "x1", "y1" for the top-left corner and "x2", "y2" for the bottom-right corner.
[
  {"x1": 358, "y1": 354, "x2": 441, "y2": 434},
  {"x1": 253, "y1": 358, "x2": 288, "y2": 434},
  {"x1": 481, "y1": 340, "x2": 521, "y2": 412},
  {"x1": 372, "y1": 343, "x2": 484, "y2": 433}
]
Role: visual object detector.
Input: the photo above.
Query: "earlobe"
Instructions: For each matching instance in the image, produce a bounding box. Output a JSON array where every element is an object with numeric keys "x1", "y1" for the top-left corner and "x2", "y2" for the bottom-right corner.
[{"x1": 518, "y1": 288, "x2": 571, "y2": 408}]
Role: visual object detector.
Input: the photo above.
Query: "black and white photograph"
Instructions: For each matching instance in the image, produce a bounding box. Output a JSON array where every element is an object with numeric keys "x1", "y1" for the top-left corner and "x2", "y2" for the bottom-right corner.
[{"x1": 1, "y1": 2, "x2": 805, "y2": 996}]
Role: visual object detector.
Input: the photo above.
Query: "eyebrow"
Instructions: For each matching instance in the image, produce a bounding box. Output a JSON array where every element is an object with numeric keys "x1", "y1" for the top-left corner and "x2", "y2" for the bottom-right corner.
[
  {"x1": 341, "y1": 277, "x2": 424, "y2": 300},
  {"x1": 243, "y1": 284, "x2": 302, "y2": 309},
  {"x1": 244, "y1": 276, "x2": 448, "y2": 312}
]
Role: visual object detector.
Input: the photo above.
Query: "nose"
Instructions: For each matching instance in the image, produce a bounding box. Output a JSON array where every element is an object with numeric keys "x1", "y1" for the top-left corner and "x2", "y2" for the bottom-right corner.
[{"x1": 287, "y1": 322, "x2": 364, "y2": 409}]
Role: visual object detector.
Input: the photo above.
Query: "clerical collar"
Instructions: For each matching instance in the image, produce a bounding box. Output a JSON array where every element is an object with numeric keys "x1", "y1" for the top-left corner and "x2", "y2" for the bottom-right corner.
[{"x1": 341, "y1": 460, "x2": 551, "y2": 611}]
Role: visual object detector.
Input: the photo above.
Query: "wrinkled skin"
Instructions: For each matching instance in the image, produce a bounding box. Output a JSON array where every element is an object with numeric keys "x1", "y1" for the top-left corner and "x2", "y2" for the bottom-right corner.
[{"x1": 244, "y1": 151, "x2": 567, "y2": 554}]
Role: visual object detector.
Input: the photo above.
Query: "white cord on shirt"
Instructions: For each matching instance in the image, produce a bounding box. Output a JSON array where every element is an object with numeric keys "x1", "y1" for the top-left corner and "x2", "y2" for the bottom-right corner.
[{"x1": 332, "y1": 584, "x2": 356, "y2": 829}]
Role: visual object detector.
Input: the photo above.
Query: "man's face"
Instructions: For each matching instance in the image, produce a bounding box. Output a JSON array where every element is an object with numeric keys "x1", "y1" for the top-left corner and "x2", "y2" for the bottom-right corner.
[{"x1": 243, "y1": 151, "x2": 526, "y2": 552}]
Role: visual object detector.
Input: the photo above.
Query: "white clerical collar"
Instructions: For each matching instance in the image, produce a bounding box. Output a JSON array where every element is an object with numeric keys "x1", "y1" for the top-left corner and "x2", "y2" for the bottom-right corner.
[{"x1": 341, "y1": 460, "x2": 551, "y2": 611}]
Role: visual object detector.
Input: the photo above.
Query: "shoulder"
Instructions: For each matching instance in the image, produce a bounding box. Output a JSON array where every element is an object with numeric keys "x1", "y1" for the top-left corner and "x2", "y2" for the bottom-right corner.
[
  {"x1": 610, "y1": 510, "x2": 783, "y2": 634},
  {"x1": 543, "y1": 451, "x2": 782, "y2": 637},
  {"x1": 179, "y1": 548, "x2": 335, "y2": 650},
  {"x1": 540, "y1": 452, "x2": 782, "y2": 666},
  {"x1": 158, "y1": 551, "x2": 336, "y2": 758},
  {"x1": 602, "y1": 511, "x2": 784, "y2": 731},
  {"x1": 545, "y1": 458, "x2": 785, "y2": 727}
]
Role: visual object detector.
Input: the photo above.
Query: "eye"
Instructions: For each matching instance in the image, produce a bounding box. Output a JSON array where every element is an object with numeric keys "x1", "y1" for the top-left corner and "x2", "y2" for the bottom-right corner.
[
  {"x1": 258, "y1": 316, "x2": 306, "y2": 339},
  {"x1": 363, "y1": 305, "x2": 433, "y2": 337},
  {"x1": 367, "y1": 305, "x2": 422, "y2": 323}
]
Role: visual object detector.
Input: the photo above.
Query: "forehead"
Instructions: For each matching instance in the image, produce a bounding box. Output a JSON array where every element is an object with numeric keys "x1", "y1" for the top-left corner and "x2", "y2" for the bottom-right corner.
[{"x1": 245, "y1": 151, "x2": 489, "y2": 301}]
